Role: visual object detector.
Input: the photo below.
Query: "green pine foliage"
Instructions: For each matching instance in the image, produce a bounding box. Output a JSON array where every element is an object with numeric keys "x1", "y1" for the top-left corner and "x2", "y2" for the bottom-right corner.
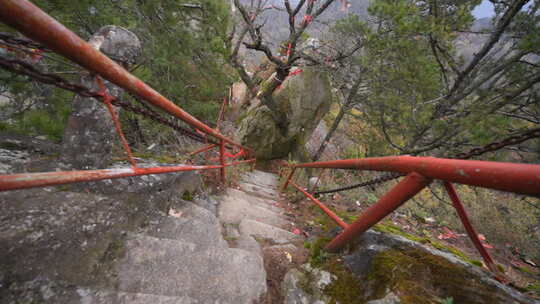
[
  {"x1": 0, "y1": 0, "x2": 234, "y2": 141},
  {"x1": 328, "y1": 0, "x2": 539, "y2": 160}
]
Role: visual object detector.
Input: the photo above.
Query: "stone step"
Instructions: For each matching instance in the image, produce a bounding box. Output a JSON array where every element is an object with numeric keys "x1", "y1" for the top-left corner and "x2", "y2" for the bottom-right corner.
[
  {"x1": 239, "y1": 219, "x2": 301, "y2": 244},
  {"x1": 76, "y1": 289, "x2": 195, "y2": 304},
  {"x1": 170, "y1": 200, "x2": 216, "y2": 221},
  {"x1": 147, "y1": 216, "x2": 227, "y2": 249},
  {"x1": 147, "y1": 200, "x2": 226, "y2": 249},
  {"x1": 241, "y1": 171, "x2": 279, "y2": 189},
  {"x1": 251, "y1": 170, "x2": 279, "y2": 180},
  {"x1": 115, "y1": 234, "x2": 266, "y2": 303},
  {"x1": 191, "y1": 194, "x2": 218, "y2": 216},
  {"x1": 218, "y1": 192, "x2": 288, "y2": 227},
  {"x1": 241, "y1": 177, "x2": 278, "y2": 191},
  {"x1": 238, "y1": 182, "x2": 279, "y2": 200},
  {"x1": 226, "y1": 188, "x2": 283, "y2": 213},
  {"x1": 223, "y1": 223, "x2": 262, "y2": 256},
  {"x1": 242, "y1": 170, "x2": 279, "y2": 186}
]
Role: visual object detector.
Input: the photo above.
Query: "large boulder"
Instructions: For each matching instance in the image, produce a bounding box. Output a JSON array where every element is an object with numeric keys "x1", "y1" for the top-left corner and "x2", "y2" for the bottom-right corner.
[
  {"x1": 343, "y1": 230, "x2": 535, "y2": 303},
  {"x1": 61, "y1": 26, "x2": 141, "y2": 169},
  {"x1": 282, "y1": 230, "x2": 535, "y2": 304},
  {"x1": 237, "y1": 67, "x2": 333, "y2": 160}
]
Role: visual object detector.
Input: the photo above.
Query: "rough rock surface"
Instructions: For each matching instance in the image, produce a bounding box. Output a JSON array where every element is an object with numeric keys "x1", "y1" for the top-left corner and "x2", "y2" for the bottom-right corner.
[
  {"x1": 281, "y1": 230, "x2": 536, "y2": 304},
  {"x1": 0, "y1": 148, "x2": 29, "y2": 173},
  {"x1": 282, "y1": 265, "x2": 337, "y2": 304},
  {"x1": 343, "y1": 230, "x2": 534, "y2": 303},
  {"x1": 0, "y1": 165, "x2": 203, "y2": 299},
  {"x1": 1, "y1": 149, "x2": 304, "y2": 304},
  {"x1": 0, "y1": 132, "x2": 60, "y2": 154},
  {"x1": 61, "y1": 26, "x2": 141, "y2": 169},
  {"x1": 237, "y1": 67, "x2": 333, "y2": 159}
]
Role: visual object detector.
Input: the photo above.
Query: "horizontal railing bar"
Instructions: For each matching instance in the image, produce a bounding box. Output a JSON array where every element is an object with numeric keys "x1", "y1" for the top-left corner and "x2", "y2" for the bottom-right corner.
[
  {"x1": 289, "y1": 180, "x2": 349, "y2": 229},
  {"x1": 286, "y1": 156, "x2": 540, "y2": 196},
  {"x1": 190, "y1": 144, "x2": 218, "y2": 156},
  {"x1": 228, "y1": 159, "x2": 256, "y2": 166},
  {"x1": 0, "y1": 160, "x2": 254, "y2": 192},
  {"x1": 0, "y1": 0, "x2": 250, "y2": 152}
]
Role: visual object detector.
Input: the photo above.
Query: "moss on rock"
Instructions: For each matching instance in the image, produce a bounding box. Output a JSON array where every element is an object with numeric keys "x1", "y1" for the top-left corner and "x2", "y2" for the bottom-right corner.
[
  {"x1": 373, "y1": 222, "x2": 483, "y2": 267},
  {"x1": 367, "y1": 248, "x2": 512, "y2": 303}
]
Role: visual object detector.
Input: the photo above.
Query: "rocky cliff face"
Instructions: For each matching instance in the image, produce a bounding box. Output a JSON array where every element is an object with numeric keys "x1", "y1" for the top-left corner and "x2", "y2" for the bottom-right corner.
[{"x1": 237, "y1": 67, "x2": 334, "y2": 160}]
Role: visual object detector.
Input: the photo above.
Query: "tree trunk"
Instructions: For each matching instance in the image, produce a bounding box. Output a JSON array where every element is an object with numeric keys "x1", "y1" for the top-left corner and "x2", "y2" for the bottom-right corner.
[{"x1": 312, "y1": 75, "x2": 363, "y2": 161}]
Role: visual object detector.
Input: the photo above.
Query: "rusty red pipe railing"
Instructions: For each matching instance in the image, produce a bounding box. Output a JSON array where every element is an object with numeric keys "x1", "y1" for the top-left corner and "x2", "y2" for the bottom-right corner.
[
  {"x1": 287, "y1": 156, "x2": 540, "y2": 196},
  {"x1": 189, "y1": 144, "x2": 218, "y2": 156},
  {"x1": 0, "y1": 0, "x2": 250, "y2": 152},
  {"x1": 229, "y1": 158, "x2": 256, "y2": 167},
  {"x1": 220, "y1": 140, "x2": 226, "y2": 183},
  {"x1": 215, "y1": 97, "x2": 228, "y2": 131},
  {"x1": 289, "y1": 180, "x2": 349, "y2": 229},
  {"x1": 325, "y1": 172, "x2": 431, "y2": 251},
  {"x1": 443, "y1": 181, "x2": 505, "y2": 281},
  {"x1": 0, "y1": 162, "x2": 240, "y2": 192},
  {"x1": 283, "y1": 156, "x2": 539, "y2": 282},
  {"x1": 282, "y1": 167, "x2": 297, "y2": 191}
]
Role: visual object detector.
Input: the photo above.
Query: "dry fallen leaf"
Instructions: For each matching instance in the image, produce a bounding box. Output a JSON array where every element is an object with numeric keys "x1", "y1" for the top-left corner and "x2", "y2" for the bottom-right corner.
[
  {"x1": 482, "y1": 242, "x2": 494, "y2": 249},
  {"x1": 169, "y1": 209, "x2": 183, "y2": 218},
  {"x1": 438, "y1": 227, "x2": 458, "y2": 240},
  {"x1": 284, "y1": 252, "x2": 293, "y2": 263}
]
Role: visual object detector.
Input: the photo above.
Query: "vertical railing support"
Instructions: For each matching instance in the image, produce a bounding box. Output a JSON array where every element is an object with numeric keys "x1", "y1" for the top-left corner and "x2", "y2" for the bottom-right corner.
[
  {"x1": 220, "y1": 139, "x2": 226, "y2": 183},
  {"x1": 326, "y1": 172, "x2": 431, "y2": 252},
  {"x1": 289, "y1": 180, "x2": 349, "y2": 229},
  {"x1": 282, "y1": 167, "x2": 297, "y2": 191},
  {"x1": 443, "y1": 181, "x2": 505, "y2": 281}
]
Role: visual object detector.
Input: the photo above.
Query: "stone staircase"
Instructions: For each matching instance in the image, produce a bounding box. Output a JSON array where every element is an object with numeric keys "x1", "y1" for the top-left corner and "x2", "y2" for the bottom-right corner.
[{"x1": 77, "y1": 169, "x2": 301, "y2": 303}]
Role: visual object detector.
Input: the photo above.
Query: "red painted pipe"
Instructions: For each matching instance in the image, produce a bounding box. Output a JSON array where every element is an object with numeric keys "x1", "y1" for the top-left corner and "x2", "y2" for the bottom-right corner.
[
  {"x1": 289, "y1": 180, "x2": 349, "y2": 229},
  {"x1": 443, "y1": 181, "x2": 506, "y2": 282},
  {"x1": 288, "y1": 156, "x2": 540, "y2": 196},
  {"x1": 282, "y1": 167, "x2": 297, "y2": 191},
  {"x1": 325, "y1": 172, "x2": 431, "y2": 252},
  {"x1": 229, "y1": 159, "x2": 256, "y2": 167},
  {"x1": 220, "y1": 140, "x2": 226, "y2": 183},
  {"x1": 0, "y1": 0, "x2": 249, "y2": 151},
  {"x1": 190, "y1": 144, "x2": 218, "y2": 156},
  {"x1": 0, "y1": 161, "x2": 255, "y2": 192}
]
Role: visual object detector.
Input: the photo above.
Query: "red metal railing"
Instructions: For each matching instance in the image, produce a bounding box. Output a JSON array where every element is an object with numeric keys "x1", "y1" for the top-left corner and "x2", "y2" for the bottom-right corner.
[
  {"x1": 0, "y1": 0, "x2": 254, "y2": 191},
  {"x1": 281, "y1": 156, "x2": 540, "y2": 281}
]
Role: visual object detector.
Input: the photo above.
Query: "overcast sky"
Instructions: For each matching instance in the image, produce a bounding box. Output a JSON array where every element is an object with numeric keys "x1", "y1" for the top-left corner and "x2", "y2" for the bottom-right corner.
[{"x1": 472, "y1": 0, "x2": 495, "y2": 19}]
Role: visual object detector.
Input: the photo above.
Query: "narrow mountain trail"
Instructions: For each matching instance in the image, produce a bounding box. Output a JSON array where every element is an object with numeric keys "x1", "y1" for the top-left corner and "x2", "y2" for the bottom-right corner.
[{"x1": 74, "y1": 169, "x2": 303, "y2": 303}]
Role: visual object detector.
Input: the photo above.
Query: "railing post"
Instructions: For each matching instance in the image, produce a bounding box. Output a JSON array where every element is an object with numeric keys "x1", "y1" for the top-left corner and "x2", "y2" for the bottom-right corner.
[
  {"x1": 325, "y1": 172, "x2": 431, "y2": 252},
  {"x1": 289, "y1": 180, "x2": 349, "y2": 229},
  {"x1": 443, "y1": 181, "x2": 506, "y2": 282},
  {"x1": 282, "y1": 167, "x2": 297, "y2": 191},
  {"x1": 220, "y1": 139, "x2": 226, "y2": 183}
]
